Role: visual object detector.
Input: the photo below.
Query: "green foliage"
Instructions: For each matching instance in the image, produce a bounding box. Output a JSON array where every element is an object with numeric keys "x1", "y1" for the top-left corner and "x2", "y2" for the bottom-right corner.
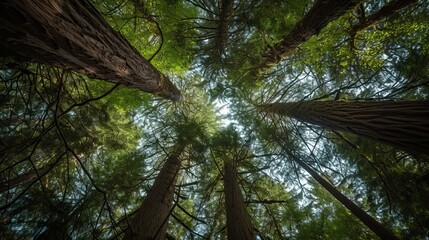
[
  {"x1": 253, "y1": 0, "x2": 310, "y2": 42},
  {"x1": 328, "y1": 132, "x2": 429, "y2": 238},
  {"x1": 296, "y1": 182, "x2": 377, "y2": 240},
  {"x1": 92, "y1": 0, "x2": 197, "y2": 74},
  {"x1": 2, "y1": 0, "x2": 429, "y2": 239}
]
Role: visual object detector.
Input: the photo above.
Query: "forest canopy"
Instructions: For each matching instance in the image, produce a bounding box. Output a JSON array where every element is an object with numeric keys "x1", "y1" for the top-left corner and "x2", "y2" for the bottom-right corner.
[{"x1": 1, "y1": 0, "x2": 429, "y2": 239}]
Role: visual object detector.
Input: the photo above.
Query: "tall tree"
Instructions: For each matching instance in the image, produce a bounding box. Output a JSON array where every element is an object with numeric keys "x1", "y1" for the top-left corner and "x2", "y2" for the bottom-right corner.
[
  {"x1": 281, "y1": 147, "x2": 399, "y2": 240},
  {"x1": 349, "y1": 0, "x2": 418, "y2": 48},
  {"x1": 2, "y1": 0, "x2": 428, "y2": 238},
  {"x1": 124, "y1": 145, "x2": 185, "y2": 240},
  {"x1": 252, "y1": 0, "x2": 362, "y2": 78},
  {"x1": 259, "y1": 100, "x2": 429, "y2": 155},
  {"x1": 215, "y1": 0, "x2": 234, "y2": 61},
  {"x1": 224, "y1": 160, "x2": 255, "y2": 240},
  {"x1": 329, "y1": 131, "x2": 429, "y2": 238},
  {"x1": 0, "y1": 164, "x2": 53, "y2": 192},
  {"x1": 0, "y1": 0, "x2": 182, "y2": 101}
]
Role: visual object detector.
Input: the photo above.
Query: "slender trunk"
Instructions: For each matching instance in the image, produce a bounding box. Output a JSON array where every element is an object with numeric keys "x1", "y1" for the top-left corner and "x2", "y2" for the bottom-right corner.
[
  {"x1": 350, "y1": 0, "x2": 418, "y2": 47},
  {"x1": 259, "y1": 100, "x2": 429, "y2": 155},
  {"x1": 215, "y1": 0, "x2": 234, "y2": 60},
  {"x1": 0, "y1": 0, "x2": 182, "y2": 101},
  {"x1": 253, "y1": 0, "x2": 362, "y2": 78},
  {"x1": 124, "y1": 147, "x2": 183, "y2": 240},
  {"x1": 224, "y1": 161, "x2": 255, "y2": 240},
  {"x1": 286, "y1": 150, "x2": 399, "y2": 240},
  {"x1": 0, "y1": 164, "x2": 52, "y2": 192}
]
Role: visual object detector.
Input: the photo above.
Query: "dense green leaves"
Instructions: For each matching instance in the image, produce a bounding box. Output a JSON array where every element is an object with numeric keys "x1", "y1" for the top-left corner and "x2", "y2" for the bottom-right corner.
[{"x1": 1, "y1": 0, "x2": 429, "y2": 239}]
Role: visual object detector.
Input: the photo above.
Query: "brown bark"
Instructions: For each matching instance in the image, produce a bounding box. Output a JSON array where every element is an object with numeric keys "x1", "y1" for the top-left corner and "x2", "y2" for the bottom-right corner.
[
  {"x1": 224, "y1": 161, "x2": 255, "y2": 240},
  {"x1": 286, "y1": 149, "x2": 399, "y2": 240},
  {"x1": 215, "y1": 0, "x2": 234, "y2": 60},
  {"x1": 259, "y1": 100, "x2": 429, "y2": 155},
  {"x1": 253, "y1": 0, "x2": 362, "y2": 78},
  {"x1": 350, "y1": 0, "x2": 418, "y2": 48},
  {"x1": 0, "y1": 164, "x2": 52, "y2": 192},
  {"x1": 124, "y1": 147, "x2": 184, "y2": 240},
  {"x1": 0, "y1": 0, "x2": 182, "y2": 101}
]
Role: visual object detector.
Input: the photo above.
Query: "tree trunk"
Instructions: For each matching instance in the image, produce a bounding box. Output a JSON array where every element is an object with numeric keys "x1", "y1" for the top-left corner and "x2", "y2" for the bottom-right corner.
[
  {"x1": 285, "y1": 149, "x2": 399, "y2": 240},
  {"x1": 253, "y1": 0, "x2": 362, "y2": 78},
  {"x1": 224, "y1": 161, "x2": 255, "y2": 240},
  {"x1": 259, "y1": 100, "x2": 429, "y2": 155},
  {"x1": 0, "y1": 0, "x2": 182, "y2": 101},
  {"x1": 215, "y1": 0, "x2": 234, "y2": 60},
  {"x1": 0, "y1": 164, "x2": 52, "y2": 192},
  {"x1": 124, "y1": 147, "x2": 184, "y2": 240},
  {"x1": 350, "y1": 0, "x2": 418, "y2": 47}
]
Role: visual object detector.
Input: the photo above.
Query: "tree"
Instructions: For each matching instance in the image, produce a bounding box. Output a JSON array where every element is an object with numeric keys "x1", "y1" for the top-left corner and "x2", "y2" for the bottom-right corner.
[
  {"x1": 0, "y1": 0, "x2": 181, "y2": 101},
  {"x1": 0, "y1": 164, "x2": 53, "y2": 192},
  {"x1": 258, "y1": 100, "x2": 429, "y2": 155},
  {"x1": 252, "y1": 0, "x2": 362, "y2": 77},
  {"x1": 214, "y1": 0, "x2": 234, "y2": 62},
  {"x1": 281, "y1": 146, "x2": 399, "y2": 239},
  {"x1": 124, "y1": 145, "x2": 185, "y2": 240},
  {"x1": 329, "y1": 131, "x2": 429, "y2": 238},
  {"x1": 349, "y1": 0, "x2": 418, "y2": 48},
  {"x1": 2, "y1": 0, "x2": 429, "y2": 238},
  {"x1": 224, "y1": 160, "x2": 255, "y2": 240}
]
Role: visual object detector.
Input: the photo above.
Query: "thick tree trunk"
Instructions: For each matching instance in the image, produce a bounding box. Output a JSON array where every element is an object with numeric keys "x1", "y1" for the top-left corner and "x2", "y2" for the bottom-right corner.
[
  {"x1": 124, "y1": 148, "x2": 183, "y2": 240},
  {"x1": 253, "y1": 0, "x2": 362, "y2": 78},
  {"x1": 259, "y1": 100, "x2": 429, "y2": 155},
  {"x1": 224, "y1": 161, "x2": 255, "y2": 240},
  {"x1": 0, "y1": 0, "x2": 182, "y2": 101},
  {"x1": 286, "y1": 150, "x2": 399, "y2": 240}
]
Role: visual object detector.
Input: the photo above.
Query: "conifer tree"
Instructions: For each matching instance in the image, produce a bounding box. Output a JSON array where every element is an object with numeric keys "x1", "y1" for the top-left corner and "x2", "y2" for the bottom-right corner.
[
  {"x1": 224, "y1": 160, "x2": 255, "y2": 240},
  {"x1": 0, "y1": 0, "x2": 182, "y2": 100},
  {"x1": 124, "y1": 145, "x2": 185, "y2": 240},
  {"x1": 259, "y1": 100, "x2": 429, "y2": 155}
]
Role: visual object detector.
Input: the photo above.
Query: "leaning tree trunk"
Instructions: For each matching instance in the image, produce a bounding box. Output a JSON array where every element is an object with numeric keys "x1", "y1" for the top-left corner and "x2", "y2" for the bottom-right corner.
[
  {"x1": 285, "y1": 149, "x2": 399, "y2": 240},
  {"x1": 350, "y1": 0, "x2": 417, "y2": 48},
  {"x1": 259, "y1": 100, "x2": 429, "y2": 155},
  {"x1": 0, "y1": 0, "x2": 182, "y2": 101},
  {"x1": 252, "y1": 0, "x2": 362, "y2": 78},
  {"x1": 352, "y1": 0, "x2": 417, "y2": 33},
  {"x1": 224, "y1": 160, "x2": 255, "y2": 240},
  {"x1": 0, "y1": 164, "x2": 53, "y2": 192},
  {"x1": 124, "y1": 147, "x2": 184, "y2": 240}
]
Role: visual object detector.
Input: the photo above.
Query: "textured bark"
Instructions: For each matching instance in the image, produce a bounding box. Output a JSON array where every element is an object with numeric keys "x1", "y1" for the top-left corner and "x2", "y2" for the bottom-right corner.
[
  {"x1": 253, "y1": 0, "x2": 362, "y2": 78},
  {"x1": 259, "y1": 100, "x2": 429, "y2": 155},
  {"x1": 224, "y1": 161, "x2": 255, "y2": 240},
  {"x1": 124, "y1": 148, "x2": 183, "y2": 240},
  {"x1": 0, "y1": 0, "x2": 182, "y2": 101},
  {"x1": 287, "y1": 150, "x2": 399, "y2": 240},
  {"x1": 350, "y1": 0, "x2": 418, "y2": 47}
]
